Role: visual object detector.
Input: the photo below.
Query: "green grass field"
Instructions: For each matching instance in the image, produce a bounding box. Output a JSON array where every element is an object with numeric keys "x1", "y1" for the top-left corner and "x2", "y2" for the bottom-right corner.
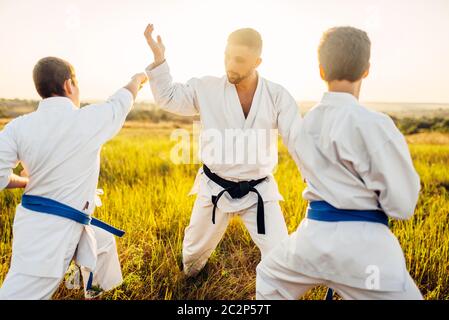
[{"x1": 0, "y1": 124, "x2": 448, "y2": 300}]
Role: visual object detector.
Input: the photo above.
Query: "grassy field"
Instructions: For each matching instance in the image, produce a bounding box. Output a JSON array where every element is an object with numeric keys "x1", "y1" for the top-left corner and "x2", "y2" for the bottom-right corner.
[{"x1": 0, "y1": 123, "x2": 448, "y2": 300}]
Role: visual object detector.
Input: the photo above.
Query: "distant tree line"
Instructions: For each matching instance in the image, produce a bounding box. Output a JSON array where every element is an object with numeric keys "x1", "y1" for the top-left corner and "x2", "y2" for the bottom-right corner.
[
  {"x1": 390, "y1": 115, "x2": 449, "y2": 134},
  {"x1": 1, "y1": 98, "x2": 448, "y2": 134}
]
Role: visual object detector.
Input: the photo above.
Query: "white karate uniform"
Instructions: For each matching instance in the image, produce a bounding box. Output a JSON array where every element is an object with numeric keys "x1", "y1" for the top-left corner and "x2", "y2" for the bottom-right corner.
[
  {"x1": 0, "y1": 88, "x2": 134, "y2": 299},
  {"x1": 256, "y1": 92, "x2": 423, "y2": 300},
  {"x1": 146, "y1": 61, "x2": 302, "y2": 276}
]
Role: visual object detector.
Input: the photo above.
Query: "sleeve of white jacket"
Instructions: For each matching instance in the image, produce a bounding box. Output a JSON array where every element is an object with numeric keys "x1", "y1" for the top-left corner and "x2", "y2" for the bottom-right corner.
[
  {"x1": 275, "y1": 86, "x2": 303, "y2": 165},
  {"x1": 145, "y1": 61, "x2": 199, "y2": 116},
  {"x1": 0, "y1": 121, "x2": 19, "y2": 190},
  {"x1": 358, "y1": 121, "x2": 421, "y2": 220},
  {"x1": 80, "y1": 88, "x2": 134, "y2": 146}
]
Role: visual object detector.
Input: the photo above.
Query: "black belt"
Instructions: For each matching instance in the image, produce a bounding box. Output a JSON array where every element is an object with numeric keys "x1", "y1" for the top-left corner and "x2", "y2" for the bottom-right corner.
[{"x1": 203, "y1": 165, "x2": 267, "y2": 234}]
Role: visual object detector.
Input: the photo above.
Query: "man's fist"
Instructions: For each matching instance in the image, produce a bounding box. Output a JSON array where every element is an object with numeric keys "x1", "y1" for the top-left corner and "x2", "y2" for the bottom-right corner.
[{"x1": 144, "y1": 23, "x2": 165, "y2": 66}]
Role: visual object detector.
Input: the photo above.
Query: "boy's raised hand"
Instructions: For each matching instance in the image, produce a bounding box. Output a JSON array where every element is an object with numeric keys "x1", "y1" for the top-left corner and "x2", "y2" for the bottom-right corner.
[{"x1": 124, "y1": 72, "x2": 148, "y2": 99}]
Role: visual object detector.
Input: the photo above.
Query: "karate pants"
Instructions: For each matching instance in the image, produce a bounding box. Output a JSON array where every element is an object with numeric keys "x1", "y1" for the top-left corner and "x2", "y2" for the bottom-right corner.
[
  {"x1": 0, "y1": 226, "x2": 122, "y2": 300},
  {"x1": 255, "y1": 236, "x2": 423, "y2": 300},
  {"x1": 182, "y1": 197, "x2": 288, "y2": 277}
]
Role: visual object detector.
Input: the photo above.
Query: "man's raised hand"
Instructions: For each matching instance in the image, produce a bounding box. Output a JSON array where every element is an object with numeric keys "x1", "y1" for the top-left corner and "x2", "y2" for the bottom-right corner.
[{"x1": 144, "y1": 23, "x2": 165, "y2": 67}]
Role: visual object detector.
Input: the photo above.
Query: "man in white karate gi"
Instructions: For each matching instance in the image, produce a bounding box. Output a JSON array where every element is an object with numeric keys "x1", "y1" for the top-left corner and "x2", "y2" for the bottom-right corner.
[
  {"x1": 0, "y1": 56, "x2": 147, "y2": 299},
  {"x1": 144, "y1": 24, "x2": 302, "y2": 277},
  {"x1": 256, "y1": 26, "x2": 423, "y2": 300}
]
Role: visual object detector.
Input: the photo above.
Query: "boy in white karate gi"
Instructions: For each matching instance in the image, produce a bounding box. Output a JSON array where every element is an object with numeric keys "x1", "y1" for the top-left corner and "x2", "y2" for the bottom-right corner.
[
  {"x1": 0, "y1": 57, "x2": 147, "y2": 299},
  {"x1": 256, "y1": 26, "x2": 423, "y2": 300},
  {"x1": 144, "y1": 24, "x2": 302, "y2": 277}
]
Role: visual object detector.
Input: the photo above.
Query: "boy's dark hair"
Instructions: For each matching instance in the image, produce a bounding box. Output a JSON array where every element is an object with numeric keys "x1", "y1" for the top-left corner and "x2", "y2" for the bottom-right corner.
[
  {"x1": 318, "y1": 26, "x2": 371, "y2": 82},
  {"x1": 33, "y1": 57, "x2": 76, "y2": 99},
  {"x1": 227, "y1": 28, "x2": 263, "y2": 55}
]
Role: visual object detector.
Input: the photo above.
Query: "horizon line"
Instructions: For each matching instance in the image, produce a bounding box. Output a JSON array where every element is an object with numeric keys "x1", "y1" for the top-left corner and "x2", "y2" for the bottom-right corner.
[{"x1": 1, "y1": 97, "x2": 449, "y2": 106}]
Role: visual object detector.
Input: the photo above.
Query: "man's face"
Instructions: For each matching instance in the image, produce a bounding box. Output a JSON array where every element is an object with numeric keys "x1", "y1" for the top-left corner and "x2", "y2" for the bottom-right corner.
[{"x1": 224, "y1": 44, "x2": 261, "y2": 84}]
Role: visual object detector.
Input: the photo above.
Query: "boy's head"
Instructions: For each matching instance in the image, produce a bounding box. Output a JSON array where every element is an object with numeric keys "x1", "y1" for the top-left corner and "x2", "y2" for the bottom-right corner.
[
  {"x1": 225, "y1": 28, "x2": 262, "y2": 84},
  {"x1": 33, "y1": 57, "x2": 80, "y2": 107},
  {"x1": 318, "y1": 26, "x2": 371, "y2": 84}
]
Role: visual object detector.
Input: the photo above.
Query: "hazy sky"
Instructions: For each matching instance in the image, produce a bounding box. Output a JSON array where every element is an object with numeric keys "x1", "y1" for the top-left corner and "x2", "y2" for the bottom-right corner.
[{"x1": 0, "y1": 0, "x2": 448, "y2": 103}]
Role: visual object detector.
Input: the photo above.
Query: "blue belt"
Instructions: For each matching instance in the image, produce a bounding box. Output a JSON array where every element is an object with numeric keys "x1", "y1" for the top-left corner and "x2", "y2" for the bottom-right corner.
[
  {"x1": 21, "y1": 194, "x2": 125, "y2": 237},
  {"x1": 21, "y1": 194, "x2": 124, "y2": 293},
  {"x1": 307, "y1": 200, "x2": 389, "y2": 300},
  {"x1": 306, "y1": 201, "x2": 389, "y2": 227}
]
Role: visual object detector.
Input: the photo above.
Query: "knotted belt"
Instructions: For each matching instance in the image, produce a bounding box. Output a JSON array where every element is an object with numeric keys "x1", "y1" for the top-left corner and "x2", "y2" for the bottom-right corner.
[
  {"x1": 203, "y1": 165, "x2": 267, "y2": 234},
  {"x1": 21, "y1": 194, "x2": 125, "y2": 292}
]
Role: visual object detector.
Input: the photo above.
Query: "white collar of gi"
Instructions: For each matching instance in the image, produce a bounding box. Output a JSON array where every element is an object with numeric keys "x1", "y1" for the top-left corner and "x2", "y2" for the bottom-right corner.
[
  {"x1": 321, "y1": 91, "x2": 360, "y2": 107},
  {"x1": 37, "y1": 96, "x2": 78, "y2": 111}
]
